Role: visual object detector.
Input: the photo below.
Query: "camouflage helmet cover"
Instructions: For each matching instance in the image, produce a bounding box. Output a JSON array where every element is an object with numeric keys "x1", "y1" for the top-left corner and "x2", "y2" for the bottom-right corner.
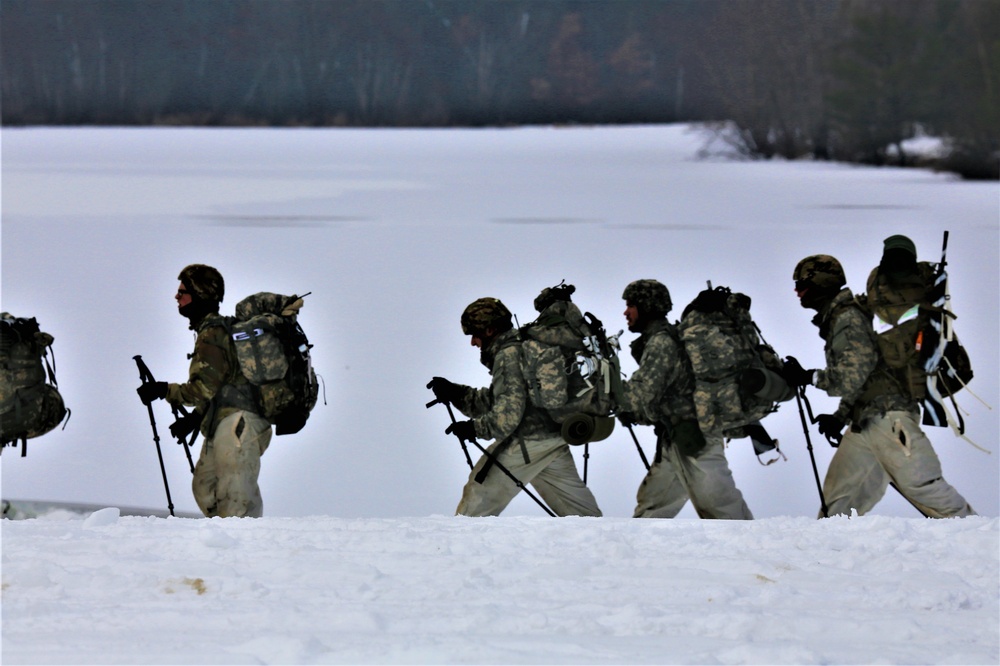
[
  {"x1": 461, "y1": 297, "x2": 512, "y2": 335},
  {"x1": 178, "y1": 264, "x2": 225, "y2": 303},
  {"x1": 622, "y1": 279, "x2": 672, "y2": 317},
  {"x1": 793, "y1": 255, "x2": 845, "y2": 290}
]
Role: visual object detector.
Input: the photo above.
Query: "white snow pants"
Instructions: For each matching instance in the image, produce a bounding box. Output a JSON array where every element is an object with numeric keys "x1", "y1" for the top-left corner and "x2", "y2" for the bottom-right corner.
[
  {"x1": 456, "y1": 435, "x2": 602, "y2": 517},
  {"x1": 821, "y1": 411, "x2": 975, "y2": 518},
  {"x1": 192, "y1": 410, "x2": 272, "y2": 518},
  {"x1": 633, "y1": 436, "x2": 753, "y2": 520}
]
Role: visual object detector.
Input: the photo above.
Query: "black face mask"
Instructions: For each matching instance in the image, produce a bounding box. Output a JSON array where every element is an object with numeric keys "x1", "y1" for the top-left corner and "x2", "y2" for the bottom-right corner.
[
  {"x1": 798, "y1": 282, "x2": 839, "y2": 311},
  {"x1": 179, "y1": 298, "x2": 218, "y2": 327},
  {"x1": 879, "y1": 248, "x2": 918, "y2": 280}
]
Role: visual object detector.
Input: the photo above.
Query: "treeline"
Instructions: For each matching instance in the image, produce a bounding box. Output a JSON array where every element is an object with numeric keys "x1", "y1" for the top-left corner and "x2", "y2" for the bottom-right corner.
[{"x1": 1, "y1": 0, "x2": 997, "y2": 179}]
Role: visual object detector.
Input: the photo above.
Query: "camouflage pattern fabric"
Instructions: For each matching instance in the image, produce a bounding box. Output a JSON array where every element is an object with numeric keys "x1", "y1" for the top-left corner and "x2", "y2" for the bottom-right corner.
[
  {"x1": 165, "y1": 313, "x2": 253, "y2": 436},
  {"x1": 622, "y1": 279, "x2": 672, "y2": 317},
  {"x1": 460, "y1": 298, "x2": 512, "y2": 335},
  {"x1": 1, "y1": 314, "x2": 66, "y2": 445},
  {"x1": 793, "y1": 255, "x2": 846, "y2": 290},
  {"x1": 178, "y1": 264, "x2": 225, "y2": 303},
  {"x1": 519, "y1": 299, "x2": 617, "y2": 425},
  {"x1": 812, "y1": 288, "x2": 911, "y2": 425},
  {"x1": 450, "y1": 329, "x2": 554, "y2": 442},
  {"x1": 619, "y1": 319, "x2": 697, "y2": 428}
]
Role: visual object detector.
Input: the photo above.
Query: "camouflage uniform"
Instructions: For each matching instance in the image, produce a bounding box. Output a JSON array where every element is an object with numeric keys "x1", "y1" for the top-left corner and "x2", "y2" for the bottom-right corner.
[
  {"x1": 796, "y1": 254, "x2": 974, "y2": 518},
  {"x1": 620, "y1": 286, "x2": 753, "y2": 520},
  {"x1": 450, "y1": 328, "x2": 602, "y2": 517},
  {"x1": 164, "y1": 266, "x2": 272, "y2": 519}
]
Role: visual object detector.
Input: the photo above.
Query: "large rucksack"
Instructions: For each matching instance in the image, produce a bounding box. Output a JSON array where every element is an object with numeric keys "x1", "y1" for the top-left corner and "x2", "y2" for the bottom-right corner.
[
  {"x1": 227, "y1": 293, "x2": 320, "y2": 436},
  {"x1": 1, "y1": 313, "x2": 69, "y2": 456},
  {"x1": 865, "y1": 262, "x2": 973, "y2": 403},
  {"x1": 518, "y1": 284, "x2": 623, "y2": 445},
  {"x1": 678, "y1": 285, "x2": 792, "y2": 448}
]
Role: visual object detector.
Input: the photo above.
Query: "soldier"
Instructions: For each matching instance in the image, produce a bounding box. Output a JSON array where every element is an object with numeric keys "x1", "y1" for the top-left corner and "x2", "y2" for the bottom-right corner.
[
  {"x1": 617, "y1": 280, "x2": 753, "y2": 519},
  {"x1": 783, "y1": 254, "x2": 975, "y2": 518},
  {"x1": 136, "y1": 264, "x2": 273, "y2": 518},
  {"x1": 428, "y1": 297, "x2": 602, "y2": 517}
]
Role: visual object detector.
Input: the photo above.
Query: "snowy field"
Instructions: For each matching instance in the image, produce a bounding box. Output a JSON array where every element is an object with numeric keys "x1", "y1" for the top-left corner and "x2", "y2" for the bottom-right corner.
[
  {"x1": 1, "y1": 510, "x2": 997, "y2": 664},
  {"x1": 2, "y1": 124, "x2": 997, "y2": 520},
  {"x1": 1, "y1": 124, "x2": 999, "y2": 663}
]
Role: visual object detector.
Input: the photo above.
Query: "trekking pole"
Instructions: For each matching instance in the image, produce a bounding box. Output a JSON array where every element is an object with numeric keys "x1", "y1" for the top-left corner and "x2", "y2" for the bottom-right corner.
[
  {"x1": 582, "y1": 442, "x2": 590, "y2": 484},
  {"x1": 133, "y1": 355, "x2": 175, "y2": 517},
  {"x1": 626, "y1": 424, "x2": 652, "y2": 471},
  {"x1": 795, "y1": 386, "x2": 828, "y2": 517},
  {"x1": 427, "y1": 398, "x2": 556, "y2": 517},
  {"x1": 134, "y1": 355, "x2": 196, "y2": 472},
  {"x1": 426, "y1": 398, "x2": 473, "y2": 469}
]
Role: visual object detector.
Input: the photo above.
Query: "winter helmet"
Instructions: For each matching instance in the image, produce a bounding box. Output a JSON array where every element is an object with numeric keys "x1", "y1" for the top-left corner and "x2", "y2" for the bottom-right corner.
[
  {"x1": 882, "y1": 234, "x2": 917, "y2": 258},
  {"x1": 622, "y1": 279, "x2": 672, "y2": 318},
  {"x1": 792, "y1": 255, "x2": 845, "y2": 291},
  {"x1": 461, "y1": 298, "x2": 513, "y2": 336},
  {"x1": 178, "y1": 264, "x2": 225, "y2": 303}
]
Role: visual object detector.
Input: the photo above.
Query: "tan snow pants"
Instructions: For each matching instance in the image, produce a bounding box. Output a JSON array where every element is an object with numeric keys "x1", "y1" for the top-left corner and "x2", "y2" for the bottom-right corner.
[
  {"x1": 821, "y1": 411, "x2": 975, "y2": 518},
  {"x1": 633, "y1": 436, "x2": 753, "y2": 520},
  {"x1": 456, "y1": 435, "x2": 602, "y2": 517},
  {"x1": 192, "y1": 410, "x2": 272, "y2": 518}
]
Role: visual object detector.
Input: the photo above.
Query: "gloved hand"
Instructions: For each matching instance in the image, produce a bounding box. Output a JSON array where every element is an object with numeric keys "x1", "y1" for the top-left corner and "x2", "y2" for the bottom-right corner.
[
  {"x1": 781, "y1": 356, "x2": 815, "y2": 387},
  {"x1": 136, "y1": 381, "x2": 168, "y2": 405},
  {"x1": 445, "y1": 419, "x2": 477, "y2": 442},
  {"x1": 672, "y1": 419, "x2": 707, "y2": 457},
  {"x1": 427, "y1": 377, "x2": 464, "y2": 405},
  {"x1": 616, "y1": 411, "x2": 637, "y2": 427},
  {"x1": 169, "y1": 411, "x2": 202, "y2": 441},
  {"x1": 816, "y1": 413, "x2": 846, "y2": 446}
]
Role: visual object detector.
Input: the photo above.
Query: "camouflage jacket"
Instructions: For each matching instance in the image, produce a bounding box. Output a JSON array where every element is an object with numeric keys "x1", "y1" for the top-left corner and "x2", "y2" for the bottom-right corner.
[
  {"x1": 452, "y1": 329, "x2": 556, "y2": 443},
  {"x1": 165, "y1": 313, "x2": 254, "y2": 436},
  {"x1": 813, "y1": 288, "x2": 913, "y2": 424},
  {"x1": 619, "y1": 318, "x2": 697, "y2": 427}
]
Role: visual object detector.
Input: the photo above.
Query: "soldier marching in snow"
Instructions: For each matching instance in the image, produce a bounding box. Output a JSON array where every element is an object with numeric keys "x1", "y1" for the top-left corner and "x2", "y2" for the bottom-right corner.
[
  {"x1": 782, "y1": 249, "x2": 975, "y2": 518},
  {"x1": 136, "y1": 264, "x2": 273, "y2": 518},
  {"x1": 428, "y1": 297, "x2": 602, "y2": 517},
  {"x1": 616, "y1": 280, "x2": 753, "y2": 519}
]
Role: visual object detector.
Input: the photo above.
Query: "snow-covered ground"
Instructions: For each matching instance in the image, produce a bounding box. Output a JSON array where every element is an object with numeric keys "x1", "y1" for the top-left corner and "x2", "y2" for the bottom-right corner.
[
  {"x1": 2, "y1": 124, "x2": 996, "y2": 520},
  {"x1": 2, "y1": 510, "x2": 997, "y2": 664},
  {"x1": 2, "y1": 124, "x2": 998, "y2": 663}
]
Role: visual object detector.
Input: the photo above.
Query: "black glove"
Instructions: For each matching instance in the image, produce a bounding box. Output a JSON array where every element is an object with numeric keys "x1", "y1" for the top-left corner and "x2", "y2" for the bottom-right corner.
[
  {"x1": 781, "y1": 356, "x2": 815, "y2": 387},
  {"x1": 617, "y1": 411, "x2": 637, "y2": 427},
  {"x1": 136, "y1": 381, "x2": 168, "y2": 405},
  {"x1": 816, "y1": 414, "x2": 846, "y2": 446},
  {"x1": 169, "y1": 411, "x2": 202, "y2": 442},
  {"x1": 672, "y1": 419, "x2": 707, "y2": 457},
  {"x1": 445, "y1": 419, "x2": 477, "y2": 442},
  {"x1": 427, "y1": 377, "x2": 464, "y2": 405}
]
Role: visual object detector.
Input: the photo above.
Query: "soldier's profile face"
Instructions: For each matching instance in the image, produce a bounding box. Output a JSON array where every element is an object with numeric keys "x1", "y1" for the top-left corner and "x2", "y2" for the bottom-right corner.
[
  {"x1": 624, "y1": 302, "x2": 640, "y2": 331},
  {"x1": 470, "y1": 327, "x2": 496, "y2": 349},
  {"x1": 175, "y1": 282, "x2": 193, "y2": 310}
]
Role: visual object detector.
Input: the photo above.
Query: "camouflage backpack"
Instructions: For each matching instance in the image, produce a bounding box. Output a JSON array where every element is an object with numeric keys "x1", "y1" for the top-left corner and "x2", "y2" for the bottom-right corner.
[
  {"x1": 227, "y1": 293, "x2": 320, "y2": 436},
  {"x1": 678, "y1": 285, "x2": 792, "y2": 442},
  {"x1": 865, "y1": 262, "x2": 973, "y2": 402},
  {"x1": 518, "y1": 284, "x2": 623, "y2": 445},
  {"x1": 1, "y1": 313, "x2": 69, "y2": 456}
]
